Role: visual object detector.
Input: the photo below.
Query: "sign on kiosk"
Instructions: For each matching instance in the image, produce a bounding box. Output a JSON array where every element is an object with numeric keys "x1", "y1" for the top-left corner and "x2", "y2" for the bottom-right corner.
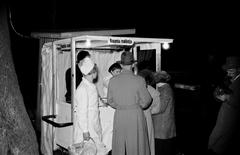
[{"x1": 108, "y1": 37, "x2": 134, "y2": 46}]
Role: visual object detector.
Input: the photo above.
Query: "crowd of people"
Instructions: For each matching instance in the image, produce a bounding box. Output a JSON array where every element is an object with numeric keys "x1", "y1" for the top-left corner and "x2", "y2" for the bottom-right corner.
[{"x1": 64, "y1": 48, "x2": 240, "y2": 155}]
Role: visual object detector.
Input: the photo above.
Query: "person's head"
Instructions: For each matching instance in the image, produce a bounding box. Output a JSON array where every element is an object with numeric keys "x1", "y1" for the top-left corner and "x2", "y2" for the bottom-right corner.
[
  {"x1": 154, "y1": 70, "x2": 171, "y2": 83},
  {"x1": 118, "y1": 49, "x2": 136, "y2": 70},
  {"x1": 138, "y1": 69, "x2": 155, "y2": 86},
  {"x1": 79, "y1": 57, "x2": 97, "y2": 82},
  {"x1": 222, "y1": 56, "x2": 240, "y2": 81},
  {"x1": 108, "y1": 62, "x2": 122, "y2": 76},
  {"x1": 77, "y1": 50, "x2": 90, "y2": 64}
]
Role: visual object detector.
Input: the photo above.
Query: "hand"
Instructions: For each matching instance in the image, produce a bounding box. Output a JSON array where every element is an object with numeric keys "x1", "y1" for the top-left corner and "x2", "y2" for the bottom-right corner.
[
  {"x1": 100, "y1": 98, "x2": 108, "y2": 106},
  {"x1": 83, "y1": 132, "x2": 90, "y2": 141},
  {"x1": 216, "y1": 94, "x2": 230, "y2": 102}
]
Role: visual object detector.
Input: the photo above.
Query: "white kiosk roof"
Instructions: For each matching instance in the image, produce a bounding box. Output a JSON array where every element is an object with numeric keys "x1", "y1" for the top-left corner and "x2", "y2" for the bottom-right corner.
[{"x1": 53, "y1": 35, "x2": 173, "y2": 51}]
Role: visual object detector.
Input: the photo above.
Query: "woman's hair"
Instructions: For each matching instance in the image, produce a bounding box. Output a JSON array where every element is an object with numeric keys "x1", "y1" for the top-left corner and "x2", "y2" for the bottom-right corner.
[
  {"x1": 77, "y1": 50, "x2": 90, "y2": 63},
  {"x1": 108, "y1": 62, "x2": 122, "y2": 73},
  {"x1": 138, "y1": 69, "x2": 155, "y2": 86}
]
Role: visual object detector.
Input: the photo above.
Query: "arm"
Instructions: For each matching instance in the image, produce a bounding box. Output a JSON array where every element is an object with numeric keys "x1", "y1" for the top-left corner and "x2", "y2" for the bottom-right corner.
[
  {"x1": 75, "y1": 87, "x2": 89, "y2": 133},
  {"x1": 65, "y1": 68, "x2": 71, "y2": 101},
  {"x1": 107, "y1": 79, "x2": 117, "y2": 108},
  {"x1": 138, "y1": 77, "x2": 152, "y2": 109},
  {"x1": 158, "y1": 84, "x2": 172, "y2": 113}
]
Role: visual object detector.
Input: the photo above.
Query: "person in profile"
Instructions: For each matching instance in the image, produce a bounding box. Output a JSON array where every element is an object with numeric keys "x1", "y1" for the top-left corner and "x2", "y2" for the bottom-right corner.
[
  {"x1": 65, "y1": 50, "x2": 90, "y2": 103},
  {"x1": 151, "y1": 70, "x2": 176, "y2": 155}
]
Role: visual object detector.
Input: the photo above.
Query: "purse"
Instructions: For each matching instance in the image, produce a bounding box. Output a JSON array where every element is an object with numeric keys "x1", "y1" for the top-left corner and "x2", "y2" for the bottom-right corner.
[{"x1": 68, "y1": 138, "x2": 97, "y2": 155}]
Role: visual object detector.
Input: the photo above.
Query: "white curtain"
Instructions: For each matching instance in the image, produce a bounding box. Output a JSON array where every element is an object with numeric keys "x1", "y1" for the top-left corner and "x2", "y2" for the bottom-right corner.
[
  {"x1": 88, "y1": 50, "x2": 122, "y2": 97},
  {"x1": 41, "y1": 43, "x2": 54, "y2": 155},
  {"x1": 41, "y1": 46, "x2": 122, "y2": 154}
]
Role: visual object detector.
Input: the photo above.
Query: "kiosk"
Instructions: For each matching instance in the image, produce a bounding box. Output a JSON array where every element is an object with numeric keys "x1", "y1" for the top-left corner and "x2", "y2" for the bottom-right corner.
[{"x1": 39, "y1": 33, "x2": 173, "y2": 155}]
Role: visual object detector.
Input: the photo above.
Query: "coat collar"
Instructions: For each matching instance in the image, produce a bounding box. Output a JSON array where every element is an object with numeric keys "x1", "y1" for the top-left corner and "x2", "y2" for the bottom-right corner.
[
  {"x1": 121, "y1": 69, "x2": 134, "y2": 75},
  {"x1": 82, "y1": 77, "x2": 95, "y2": 88}
]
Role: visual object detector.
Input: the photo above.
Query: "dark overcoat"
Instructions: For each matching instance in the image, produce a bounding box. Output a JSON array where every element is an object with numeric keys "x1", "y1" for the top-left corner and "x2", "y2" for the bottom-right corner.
[
  {"x1": 208, "y1": 75, "x2": 240, "y2": 154},
  {"x1": 107, "y1": 69, "x2": 152, "y2": 155}
]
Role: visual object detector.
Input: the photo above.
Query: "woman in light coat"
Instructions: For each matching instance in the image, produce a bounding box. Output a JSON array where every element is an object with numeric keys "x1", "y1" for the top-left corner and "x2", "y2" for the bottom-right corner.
[{"x1": 139, "y1": 69, "x2": 161, "y2": 155}]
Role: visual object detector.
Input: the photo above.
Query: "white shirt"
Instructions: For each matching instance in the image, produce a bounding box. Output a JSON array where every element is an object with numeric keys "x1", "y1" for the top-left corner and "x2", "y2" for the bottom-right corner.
[{"x1": 103, "y1": 74, "x2": 112, "y2": 98}]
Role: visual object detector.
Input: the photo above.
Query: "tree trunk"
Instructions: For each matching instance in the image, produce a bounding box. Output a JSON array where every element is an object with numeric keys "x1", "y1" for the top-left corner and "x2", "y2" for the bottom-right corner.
[{"x1": 0, "y1": 4, "x2": 39, "y2": 155}]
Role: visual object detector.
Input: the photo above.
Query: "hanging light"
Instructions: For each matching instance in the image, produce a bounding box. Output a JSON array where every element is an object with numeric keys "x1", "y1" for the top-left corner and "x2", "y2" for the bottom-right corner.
[
  {"x1": 85, "y1": 39, "x2": 91, "y2": 47},
  {"x1": 162, "y1": 42, "x2": 170, "y2": 50}
]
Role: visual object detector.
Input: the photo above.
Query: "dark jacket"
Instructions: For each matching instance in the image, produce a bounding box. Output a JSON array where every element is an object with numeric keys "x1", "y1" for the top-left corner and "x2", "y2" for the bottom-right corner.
[{"x1": 65, "y1": 65, "x2": 82, "y2": 103}]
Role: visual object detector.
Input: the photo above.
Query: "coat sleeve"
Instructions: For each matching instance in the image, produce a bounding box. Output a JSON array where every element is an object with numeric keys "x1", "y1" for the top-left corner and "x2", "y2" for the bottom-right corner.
[
  {"x1": 75, "y1": 86, "x2": 89, "y2": 133},
  {"x1": 65, "y1": 68, "x2": 71, "y2": 99},
  {"x1": 138, "y1": 77, "x2": 152, "y2": 109},
  {"x1": 158, "y1": 84, "x2": 173, "y2": 113},
  {"x1": 107, "y1": 79, "x2": 117, "y2": 109}
]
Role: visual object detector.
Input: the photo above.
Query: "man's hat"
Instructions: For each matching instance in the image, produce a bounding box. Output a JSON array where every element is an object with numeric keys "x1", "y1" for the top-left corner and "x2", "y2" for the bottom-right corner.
[
  {"x1": 222, "y1": 56, "x2": 240, "y2": 70},
  {"x1": 80, "y1": 57, "x2": 95, "y2": 75},
  {"x1": 118, "y1": 51, "x2": 137, "y2": 65}
]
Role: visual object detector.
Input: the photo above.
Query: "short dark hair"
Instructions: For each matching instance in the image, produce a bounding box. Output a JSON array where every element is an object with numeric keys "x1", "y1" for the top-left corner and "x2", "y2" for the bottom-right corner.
[
  {"x1": 138, "y1": 69, "x2": 155, "y2": 86},
  {"x1": 108, "y1": 62, "x2": 122, "y2": 73},
  {"x1": 77, "y1": 50, "x2": 90, "y2": 63}
]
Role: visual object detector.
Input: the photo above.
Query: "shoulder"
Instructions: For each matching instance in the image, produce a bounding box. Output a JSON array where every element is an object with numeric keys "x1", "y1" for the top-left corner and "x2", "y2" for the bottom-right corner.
[
  {"x1": 66, "y1": 67, "x2": 71, "y2": 74},
  {"x1": 134, "y1": 75, "x2": 146, "y2": 84},
  {"x1": 76, "y1": 82, "x2": 87, "y2": 93}
]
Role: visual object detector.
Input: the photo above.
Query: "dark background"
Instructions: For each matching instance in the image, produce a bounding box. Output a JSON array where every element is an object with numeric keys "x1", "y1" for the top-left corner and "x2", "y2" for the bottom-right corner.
[{"x1": 6, "y1": 0, "x2": 239, "y2": 154}]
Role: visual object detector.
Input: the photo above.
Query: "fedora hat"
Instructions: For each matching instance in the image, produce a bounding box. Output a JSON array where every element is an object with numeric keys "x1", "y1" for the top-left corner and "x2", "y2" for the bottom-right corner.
[
  {"x1": 118, "y1": 51, "x2": 137, "y2": 65},
  {"x1": 222, "y1": 56, "x2": 240, "y2": 70}
]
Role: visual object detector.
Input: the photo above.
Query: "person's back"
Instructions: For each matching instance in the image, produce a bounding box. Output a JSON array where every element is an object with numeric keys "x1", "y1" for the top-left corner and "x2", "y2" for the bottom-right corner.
[
  {"x1": 152, "y1": 82, "x2": 176, "y2": 139},
  {"x1": 109, "y1": 70, "x2": 149, "y2": 107},
  {"x1": 151, "y1": 71, "x2": 176, "y2": 155},
  {"x1": 107, "y1": 51, "x2": 152, "y2": 155}
]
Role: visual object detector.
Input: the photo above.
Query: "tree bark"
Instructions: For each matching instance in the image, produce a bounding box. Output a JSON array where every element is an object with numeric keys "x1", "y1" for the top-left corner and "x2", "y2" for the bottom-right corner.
[{"x1": 0, "y1": 4, "x2": 39, "y2": 155}]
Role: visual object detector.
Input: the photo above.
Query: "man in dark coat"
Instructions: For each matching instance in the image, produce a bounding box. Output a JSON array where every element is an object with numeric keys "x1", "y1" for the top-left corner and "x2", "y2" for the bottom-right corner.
[
  {"x1": 208, "y1": 56, "x2": 240, "y2": 155},
  {"x1": 107, "y1": 50, "x2": 152, "y2": 155}
]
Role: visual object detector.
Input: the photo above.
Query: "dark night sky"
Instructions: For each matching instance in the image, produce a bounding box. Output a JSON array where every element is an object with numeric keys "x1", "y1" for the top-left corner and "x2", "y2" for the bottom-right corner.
[
  {"x1": 9, "y1": 0, "x2": 239, "y2": 54},
  {"x1": 6, "y1": 0, "x2": 239, "y2": 114},
  {"x1": 9, "y1": 0, "x2": 239, "y2": 75}
]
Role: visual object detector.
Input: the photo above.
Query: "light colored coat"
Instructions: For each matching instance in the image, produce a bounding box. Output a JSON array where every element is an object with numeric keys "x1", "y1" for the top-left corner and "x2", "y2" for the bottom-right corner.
[
  {"x1": 107, "y1": 69, "x2": 152, "y2": 155},
  {"x1": 73, "y1": 78, "x2": 107, "y2": 155},
  {"x1": 143, "y1": 85, "x2": 161, "y2": 155},
  {"x1": 100, "y1": 74, "x2": 115, "y2": 153}
]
